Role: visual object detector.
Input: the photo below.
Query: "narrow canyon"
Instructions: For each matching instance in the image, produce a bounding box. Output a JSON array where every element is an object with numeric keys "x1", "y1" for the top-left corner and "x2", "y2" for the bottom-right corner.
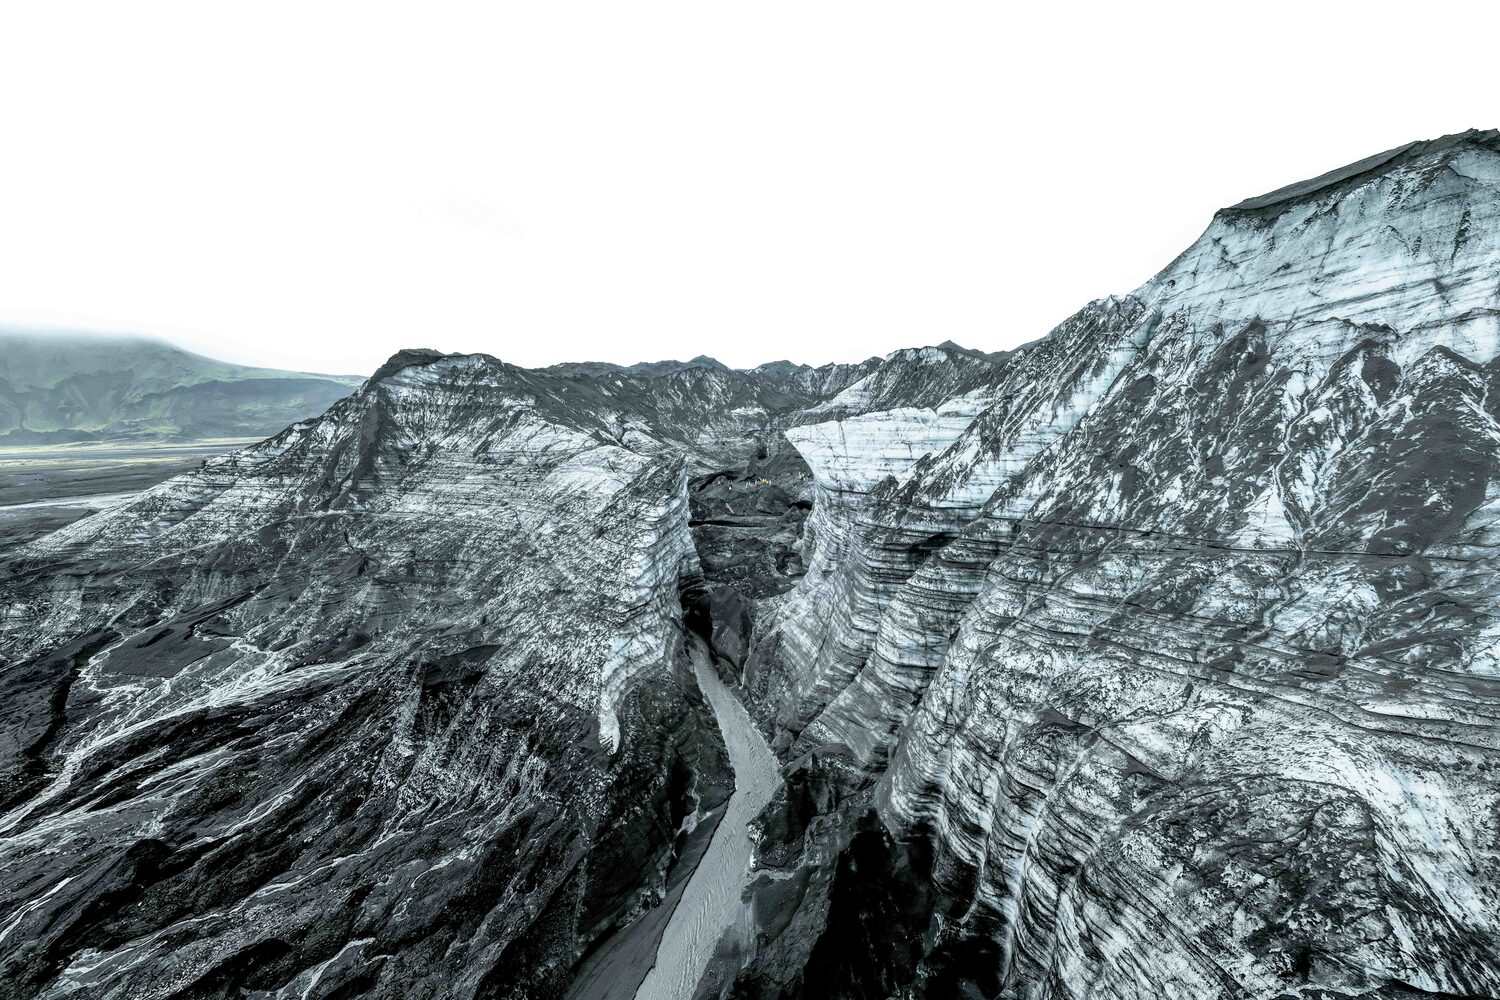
[{"x1": 2, "y1": 131, "x2": 1499, "y2": 999}]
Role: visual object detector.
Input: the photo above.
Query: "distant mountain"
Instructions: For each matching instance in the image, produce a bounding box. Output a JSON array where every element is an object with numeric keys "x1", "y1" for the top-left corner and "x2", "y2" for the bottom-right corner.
[{"x1": 0, "y1": 330, "x2": 362, "y2": 443}]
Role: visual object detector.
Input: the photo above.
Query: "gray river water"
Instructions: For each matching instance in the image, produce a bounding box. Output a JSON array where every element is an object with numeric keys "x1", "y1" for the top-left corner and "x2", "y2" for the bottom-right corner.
[{"x1": 634, "y1": 646, "x2": 779, "y2": 1000}]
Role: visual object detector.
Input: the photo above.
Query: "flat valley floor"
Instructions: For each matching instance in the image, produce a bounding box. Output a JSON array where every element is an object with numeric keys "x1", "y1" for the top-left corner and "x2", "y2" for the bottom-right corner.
[{"x1": 0, "y1": 439, "x2": 257, "y2": 551}]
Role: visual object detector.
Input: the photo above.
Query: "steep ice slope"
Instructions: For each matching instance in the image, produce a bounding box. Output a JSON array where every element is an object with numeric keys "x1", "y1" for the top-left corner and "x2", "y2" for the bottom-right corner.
[
  {"x1": 0, "y1": 352, "x2": 737, "y2": 999},
  {"x1": 732, "y1": 131, "x2": 1500, "y2": 999},
  {"x1": 676, "y1": 343, "x2": 1011, "y2": 689},
  {"x1": 0, "y1": 339, "x2": 987, "y2": 999}
]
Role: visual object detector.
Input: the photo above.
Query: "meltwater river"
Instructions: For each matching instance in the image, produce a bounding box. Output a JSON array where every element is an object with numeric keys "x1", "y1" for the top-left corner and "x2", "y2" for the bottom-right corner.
[{"x1": 633, "y1": 645, "x2": 779, "y2": 1000}]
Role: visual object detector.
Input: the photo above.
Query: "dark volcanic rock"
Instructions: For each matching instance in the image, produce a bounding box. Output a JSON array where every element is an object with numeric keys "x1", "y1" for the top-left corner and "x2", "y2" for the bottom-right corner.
[{"x1": 688, "y1": 436, "x2": 816, "y2": 676}]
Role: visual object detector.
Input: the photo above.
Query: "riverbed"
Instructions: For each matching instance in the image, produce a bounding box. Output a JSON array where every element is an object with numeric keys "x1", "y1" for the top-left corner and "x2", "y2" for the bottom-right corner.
[
  {"x1": 0, "y1": 438, "x2": 256, "y2": 550},
  {"x1": 632, "y1": 644, "x2": 780, "y2": 1000}
]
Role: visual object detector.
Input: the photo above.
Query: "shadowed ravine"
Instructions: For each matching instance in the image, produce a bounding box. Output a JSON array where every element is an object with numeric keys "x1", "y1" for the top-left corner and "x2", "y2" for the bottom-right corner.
[{"x1": 634, "y1": 642, "x2": 779, "y2": 1000}]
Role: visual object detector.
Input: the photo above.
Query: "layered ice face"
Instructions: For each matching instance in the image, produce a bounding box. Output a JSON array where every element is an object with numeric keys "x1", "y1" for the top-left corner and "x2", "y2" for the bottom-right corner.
[
  {"x1": 4, "y1": 131, "x2": 1500, "y2": 1000},
  {"x1": 740, "y1": 131, "x2": 1500, "y2": 999}
]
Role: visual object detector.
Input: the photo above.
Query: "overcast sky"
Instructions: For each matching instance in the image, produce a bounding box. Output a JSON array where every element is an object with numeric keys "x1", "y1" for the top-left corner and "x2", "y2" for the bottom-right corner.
[{"x1": 2, "y1": 3, "x2": 1496, "y2": 376}]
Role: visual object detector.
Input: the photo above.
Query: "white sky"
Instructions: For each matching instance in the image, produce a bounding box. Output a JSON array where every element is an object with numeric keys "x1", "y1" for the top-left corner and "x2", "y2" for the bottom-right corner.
[{"x1": 2, "y1": 2, "x2": 1496, "y2": 376}]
